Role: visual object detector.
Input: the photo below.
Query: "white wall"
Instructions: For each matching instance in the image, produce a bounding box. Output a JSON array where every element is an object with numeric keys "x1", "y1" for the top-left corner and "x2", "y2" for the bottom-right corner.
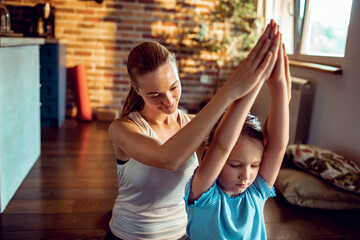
[{"x1": 290, "y1": 0, "x2": 360, "y2": 166}]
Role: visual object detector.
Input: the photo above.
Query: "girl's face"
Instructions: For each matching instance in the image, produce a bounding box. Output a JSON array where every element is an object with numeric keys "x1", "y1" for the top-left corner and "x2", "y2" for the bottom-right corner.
[
  {"x1": 217, "y1": 135, "x2": 264, "y2": 197},
  {"x1": 136, "y1": 62, "x2": 181, "y2": 115}
]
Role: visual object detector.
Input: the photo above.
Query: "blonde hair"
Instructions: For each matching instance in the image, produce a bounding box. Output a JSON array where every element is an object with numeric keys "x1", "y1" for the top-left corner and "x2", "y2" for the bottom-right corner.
[{"x1": 121, "y1": 41, "x2": 177, "y2": 117}]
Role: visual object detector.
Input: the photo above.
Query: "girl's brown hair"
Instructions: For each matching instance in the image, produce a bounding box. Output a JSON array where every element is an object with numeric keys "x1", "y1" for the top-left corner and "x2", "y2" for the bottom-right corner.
[
  {"x1": 121, "y1": 41, "x2": 177, "y2": 117},
  {"x1": 202, "y1": 113, "x2": 264, "y2": 159}
]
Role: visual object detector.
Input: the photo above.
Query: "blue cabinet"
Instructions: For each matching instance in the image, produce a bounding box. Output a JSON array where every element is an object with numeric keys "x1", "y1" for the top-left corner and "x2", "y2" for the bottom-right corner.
[
  {"x1": 40, "y1": 43, "x2": 66, "y2": 128},
  {"x1": 0, "y1": 39, "x2": 43, "y2": 213}
]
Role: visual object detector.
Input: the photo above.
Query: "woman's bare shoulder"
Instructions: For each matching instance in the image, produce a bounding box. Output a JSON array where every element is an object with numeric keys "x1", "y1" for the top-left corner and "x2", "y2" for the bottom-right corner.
[{"x1": 108, "y1": 116, "x2": 141, "y2": 137}]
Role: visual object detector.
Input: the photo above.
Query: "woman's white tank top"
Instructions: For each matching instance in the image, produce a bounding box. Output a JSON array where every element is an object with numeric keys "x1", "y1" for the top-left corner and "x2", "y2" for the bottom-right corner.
[{"x1": 109, "y1": 110, "x2": 198, "y2": 240}]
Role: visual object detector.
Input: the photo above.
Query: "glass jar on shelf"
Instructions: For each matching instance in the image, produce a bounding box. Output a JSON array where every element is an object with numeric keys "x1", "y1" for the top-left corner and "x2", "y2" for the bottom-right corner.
[{"x1": 0, "y1": 0, "x2": 10, "y2": 35}]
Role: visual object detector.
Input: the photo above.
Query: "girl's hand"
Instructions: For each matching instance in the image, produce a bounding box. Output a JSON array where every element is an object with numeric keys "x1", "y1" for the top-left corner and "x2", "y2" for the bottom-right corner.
[
  {"x1": 267, "y1": 41, "x2": 292, "y2": 103},
  {"x1": 222, "y1": 20, "x2": 280, "y2": 100},
  {"x1": 267, "y1": 33, "x2": 286, "y2": 87},
  {"x1": 283, "y1": 44, "x2": 292, "y2": 102}
]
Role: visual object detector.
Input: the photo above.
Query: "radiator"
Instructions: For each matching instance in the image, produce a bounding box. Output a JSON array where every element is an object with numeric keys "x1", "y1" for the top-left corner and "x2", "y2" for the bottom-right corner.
[{"x1": 251, "y1": 77, "x2": 314, "y2": 144}]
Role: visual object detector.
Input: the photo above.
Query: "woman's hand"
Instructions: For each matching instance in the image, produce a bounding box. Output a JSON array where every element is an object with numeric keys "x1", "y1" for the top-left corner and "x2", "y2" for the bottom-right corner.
[
  {"x1": 221, "y1": 20, "x2": 281, "y2": 100},
  {"x1": 261, "y1": 20, "x2": 280, "y2": 80}
]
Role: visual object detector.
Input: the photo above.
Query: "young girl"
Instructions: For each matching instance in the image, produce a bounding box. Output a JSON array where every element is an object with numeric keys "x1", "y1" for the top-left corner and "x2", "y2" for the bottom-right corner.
[{"x1": 184, "y1": 29, "x2": 291, "y2": 239}]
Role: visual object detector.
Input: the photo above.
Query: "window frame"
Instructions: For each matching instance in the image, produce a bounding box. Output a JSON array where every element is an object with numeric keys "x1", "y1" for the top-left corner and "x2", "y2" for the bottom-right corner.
[{"x1": 263, "y1": 0, "x2": 353, "y2": 67}]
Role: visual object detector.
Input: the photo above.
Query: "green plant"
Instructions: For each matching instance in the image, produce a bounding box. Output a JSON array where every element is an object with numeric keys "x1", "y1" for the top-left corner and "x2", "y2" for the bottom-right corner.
[{"x1": 194, "y1": 0, "x2": 259, "y2": 67}]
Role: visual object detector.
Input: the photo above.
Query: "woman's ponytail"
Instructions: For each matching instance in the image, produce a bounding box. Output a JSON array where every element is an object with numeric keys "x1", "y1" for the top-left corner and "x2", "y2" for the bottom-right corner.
[{"x1": 121, "y1": 86, "x2": 144, "y2": 118}]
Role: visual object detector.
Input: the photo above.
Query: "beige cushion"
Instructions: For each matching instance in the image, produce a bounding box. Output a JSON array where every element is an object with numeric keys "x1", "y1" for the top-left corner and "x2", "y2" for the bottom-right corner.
[
  {"x1": 286, "y1": 144, "x2": 360, "y2": 194},
  {"x1": 275, "y1": 168, "x2": 360, "y2": 209}
]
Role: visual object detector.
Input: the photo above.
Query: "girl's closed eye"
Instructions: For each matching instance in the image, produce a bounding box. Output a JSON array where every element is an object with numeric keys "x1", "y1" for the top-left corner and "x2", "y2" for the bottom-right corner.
[
  {"x1": 170, "y1": 85, "x2": 177, "y2": 91},
  {"x1": 251, "y1": 162, "x2": 261, "y2": 168},
  {"x1": 229, "y1": 163, "x2": 241, "y2": 168}
]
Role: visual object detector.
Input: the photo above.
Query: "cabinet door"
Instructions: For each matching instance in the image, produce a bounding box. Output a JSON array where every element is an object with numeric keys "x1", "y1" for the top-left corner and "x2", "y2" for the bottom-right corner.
[
  {"x1": 40, "y1": 63, "x2": 58, "y2": 83},
  {"x1": 40, "y1": 43, "x2": 67, "y2": 128},
  {"x1": 40, "y1": 82, "x2": 58, "y2": 100},
  {"x1": 41, "y1": 101, "x2": 59, "y2": 119},
  {"x1": 40, "y1": 44, "x2": 59, "y2": 64}
]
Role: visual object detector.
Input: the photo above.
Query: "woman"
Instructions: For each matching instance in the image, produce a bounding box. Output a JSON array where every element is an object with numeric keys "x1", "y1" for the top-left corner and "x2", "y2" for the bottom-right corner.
[{"x1": 106, "y1": 21, "x2": 280, "y2": 240}]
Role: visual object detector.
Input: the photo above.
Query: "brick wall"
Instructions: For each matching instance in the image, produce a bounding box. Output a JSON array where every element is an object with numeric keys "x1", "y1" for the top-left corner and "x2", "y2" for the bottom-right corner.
[{"x1": 5, "y1": 0, "x2": 234, "y2": 113}]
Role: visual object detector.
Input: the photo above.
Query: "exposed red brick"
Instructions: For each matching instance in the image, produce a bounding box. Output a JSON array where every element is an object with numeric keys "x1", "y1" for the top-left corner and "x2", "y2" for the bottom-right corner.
[
  {"x1": 77, "y1": 9, "x2": 95, "y2": 15},
  {"x1": 74, "y1": 51, "x2": 92, "y2": 56},
  {"x1": 105, "y1": 3, "x2": 124, "y2": 9},
  {"x1": 124, "y1": 3, "x2": 143, "y2": 11},
  {"x1": 56, "y1": 8, "x2": 75, "y2": 14},
  {"x1": 63, "y1": 30, "x2": 81, "y2": 35},
  {"x1": 4, "y1": 0, "x2": 22, "y2": 3},
  {"x1": 105, "y1": 46, "x2": 122, "y2": 51},
  {"x1": 117, "y1": 25, "x2": 134, "y2": 31},
  {"x1": 139, "y1": 0, "x2": 155, "y2": 4},
  {"x1": 104, "y1": 73, "x2": 121, "y2": 78},
  {"x1": 11, "y1": 0, "x2": 225, "y2": 112},
  {"x1": 83, "y1": 17, "x2": 102, "y2": 22},
  {"x1": 77, "y1": 23, "x2": 95, "y2": 29},
  {"x1": 162, "y1": 21, "x2": 177, "y2": 27}
]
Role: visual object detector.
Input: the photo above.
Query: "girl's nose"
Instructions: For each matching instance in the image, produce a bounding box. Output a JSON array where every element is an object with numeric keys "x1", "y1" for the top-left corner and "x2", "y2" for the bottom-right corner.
[{"x1": 239, "y1": 167, "x2": 250, "y2": 180}]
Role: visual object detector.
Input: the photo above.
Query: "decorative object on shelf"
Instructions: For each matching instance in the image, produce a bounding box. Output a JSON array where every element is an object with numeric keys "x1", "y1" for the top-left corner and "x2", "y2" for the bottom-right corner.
[
  {"x1": 0, "y1": 0, "x2": 10, "y2": 35},
  {"x1": 35, "y1": 3, "x2": 55, "y2": 38}
]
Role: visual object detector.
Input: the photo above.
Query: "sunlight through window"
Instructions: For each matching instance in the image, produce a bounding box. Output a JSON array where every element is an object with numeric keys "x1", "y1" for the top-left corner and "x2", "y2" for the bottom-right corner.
[{"x1": 300, "y1": 0, "x2": 353, "y2": 57}]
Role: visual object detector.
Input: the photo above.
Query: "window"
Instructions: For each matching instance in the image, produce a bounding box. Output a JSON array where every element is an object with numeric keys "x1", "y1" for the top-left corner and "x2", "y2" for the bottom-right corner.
[{"x1": 264, "y1": 0, "x2": 353, "y2": 66}]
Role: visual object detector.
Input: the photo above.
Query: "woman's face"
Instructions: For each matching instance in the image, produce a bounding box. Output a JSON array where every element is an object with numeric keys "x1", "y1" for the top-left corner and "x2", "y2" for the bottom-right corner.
[
  {"x1": 136, "y1": 62, "x2": 181, "y2": 115},
  {"x1": 217, "y1": 135, "x2": 264, "y2": 197}
]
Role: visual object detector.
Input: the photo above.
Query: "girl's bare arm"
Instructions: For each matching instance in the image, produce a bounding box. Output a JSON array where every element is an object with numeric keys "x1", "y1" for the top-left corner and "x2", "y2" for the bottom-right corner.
[
  {"x1": 260, "y1": 40, "x2": 291, "y2": 188},
  {"x1": 189, "y1": 32, "x2": 281, "y2": 201}
]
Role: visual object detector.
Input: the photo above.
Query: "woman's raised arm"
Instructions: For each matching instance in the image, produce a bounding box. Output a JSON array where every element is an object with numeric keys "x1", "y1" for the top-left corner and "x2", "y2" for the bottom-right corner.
[{"x1": 109, "y1": 22, "x2": 279, "y2": 171}]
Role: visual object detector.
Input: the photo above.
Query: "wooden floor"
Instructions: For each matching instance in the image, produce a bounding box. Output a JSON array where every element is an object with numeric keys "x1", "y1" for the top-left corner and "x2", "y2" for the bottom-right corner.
[{"x1": 1, "y1": 119, "x2": 360, "y2": 240}]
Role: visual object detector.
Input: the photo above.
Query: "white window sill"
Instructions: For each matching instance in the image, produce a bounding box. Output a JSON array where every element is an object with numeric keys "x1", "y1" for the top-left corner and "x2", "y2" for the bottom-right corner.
[{"x1": 289, "y1": 60, "x2": 343, "y2": 75}]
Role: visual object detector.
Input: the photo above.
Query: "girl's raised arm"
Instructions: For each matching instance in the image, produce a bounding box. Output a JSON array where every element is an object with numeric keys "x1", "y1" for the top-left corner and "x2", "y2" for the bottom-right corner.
[
  {"x1": 260, "y1": 41, "x2": 291, "y2": 188},
  {"x1": 189, "y1": 32, "x2": 281, "y2": 201}
]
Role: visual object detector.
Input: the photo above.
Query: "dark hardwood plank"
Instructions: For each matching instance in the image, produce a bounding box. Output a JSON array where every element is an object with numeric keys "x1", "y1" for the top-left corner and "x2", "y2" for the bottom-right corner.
[
  {"x1": 4, "y1": 199, "x2": 113, "y2": 214},
  {"x1": 12, "y1": 187, "x2": 117, "y2": 200},
  {"x1": 1, "y1": 119, "x2": 360, "y2": 240},
  {"x1": 0, "y1": 229, "x2": 107, "y2": 240},
  {"x1": 1, "y1": 212, "x2": 110, "y2": 230},
  {"x1": 1, "y1": 120, "x2": 115, "y2": 239},
  {"x1": 20, "y1": 177, "x2": 118, "y2": 189},
  {"x1": 4, "y1": 200, "x2": 75, "y2": 214},
  {"x1": 264, "y1": 197, "x2": 360, "y2": 240}
]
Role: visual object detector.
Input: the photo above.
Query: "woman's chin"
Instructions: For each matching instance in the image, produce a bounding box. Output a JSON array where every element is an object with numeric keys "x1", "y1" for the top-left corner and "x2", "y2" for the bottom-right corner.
[
  {"x1": 162, "y1": 108, "x2": 176, "y2": 115},
  {"x1": 161, "y1": 103, "x2": 177, "y2": 114}
]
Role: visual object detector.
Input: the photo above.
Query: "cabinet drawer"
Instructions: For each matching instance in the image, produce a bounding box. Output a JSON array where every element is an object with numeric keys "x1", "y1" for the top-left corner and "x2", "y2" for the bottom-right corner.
[
  {"x1": 40, "y1": 82, "x2": 58, "y2": 100},
  {"x1": 40, "y1": 44, "x2": 59, "y2": 63},
  {"x1": 40, "y1": 63, "x2": 58, "y2": 83},
  {"x1": 41, "y1": 101, "x2": 58, "y2": 119}
]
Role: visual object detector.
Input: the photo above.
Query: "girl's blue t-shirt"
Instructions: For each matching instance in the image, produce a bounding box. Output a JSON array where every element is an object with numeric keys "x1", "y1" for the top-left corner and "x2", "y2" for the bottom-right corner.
[{"x1": 184, "y1": 174, "x2": 275, "y2": 240}]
